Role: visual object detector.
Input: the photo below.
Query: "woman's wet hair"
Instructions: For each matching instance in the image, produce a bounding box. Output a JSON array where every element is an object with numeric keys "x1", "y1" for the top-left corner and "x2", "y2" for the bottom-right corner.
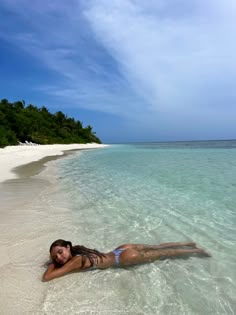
[
  {"x1": 49, "y1": 239, "x2": 106, "y2": 268},
  {"x1": 49, "y1": 239, "x2": 72, "y2": 253}
]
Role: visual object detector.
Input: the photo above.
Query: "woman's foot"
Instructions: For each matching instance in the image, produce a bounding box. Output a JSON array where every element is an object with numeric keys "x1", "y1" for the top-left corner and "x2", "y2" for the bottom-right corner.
[
  {"x1": 182, "y1": 242, "x2": 197, "y2": 248},
  {"x1": 195, "y1": 248, "x2": 211, "y2": 257}
]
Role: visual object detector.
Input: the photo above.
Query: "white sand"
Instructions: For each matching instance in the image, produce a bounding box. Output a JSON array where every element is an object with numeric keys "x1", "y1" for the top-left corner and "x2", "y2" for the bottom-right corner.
[
  {"x1": 0, "y1": 143, "x2": 107, "y2": 183},
  {"x1": 0, "y1": 143, "x2": 108, "y2": 313}
]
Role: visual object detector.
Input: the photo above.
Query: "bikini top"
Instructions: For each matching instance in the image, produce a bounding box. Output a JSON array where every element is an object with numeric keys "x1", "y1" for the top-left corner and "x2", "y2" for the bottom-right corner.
[{"x1": 75, "y1": 254, "x2": 96, "y2": 270}]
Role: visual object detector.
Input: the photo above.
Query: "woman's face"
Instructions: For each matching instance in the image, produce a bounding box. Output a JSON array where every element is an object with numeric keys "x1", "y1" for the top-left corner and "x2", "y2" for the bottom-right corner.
[{"x1": 50, "y1": 245, "x2": 72, "y2": 265}]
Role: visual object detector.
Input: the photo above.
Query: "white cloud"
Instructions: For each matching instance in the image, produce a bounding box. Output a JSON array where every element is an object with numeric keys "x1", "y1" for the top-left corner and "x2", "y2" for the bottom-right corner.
[
  {"x1": 84, "y1": 0, "x2": 236, "y2": 114},
  {"x1": 1, "y1": 0, "x2": 236, "y2": 140}
]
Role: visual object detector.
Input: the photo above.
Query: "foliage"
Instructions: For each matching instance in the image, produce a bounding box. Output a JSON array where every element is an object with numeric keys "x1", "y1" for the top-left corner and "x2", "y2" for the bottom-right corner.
[{"x1": 0, "y1": 99, "x2": 101, "y2": 147}]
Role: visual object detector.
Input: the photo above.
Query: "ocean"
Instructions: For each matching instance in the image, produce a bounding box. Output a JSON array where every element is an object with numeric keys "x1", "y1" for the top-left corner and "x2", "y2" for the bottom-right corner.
[{"x1": 42, "y1": 141, "x2": 236, "y2": 314}]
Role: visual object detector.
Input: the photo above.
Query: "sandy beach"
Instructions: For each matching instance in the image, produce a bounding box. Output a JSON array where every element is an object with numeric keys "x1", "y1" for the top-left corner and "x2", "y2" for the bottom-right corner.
[
  {"x1": 0, "y1": 143, "x2": 107, "y2": 314},
  {"x1": 0, "y1": 143, "x2": 108, "y2": 183}
]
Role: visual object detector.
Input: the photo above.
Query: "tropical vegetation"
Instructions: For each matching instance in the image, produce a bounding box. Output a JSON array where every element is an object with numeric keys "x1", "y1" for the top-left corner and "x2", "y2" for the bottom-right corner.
[{"x1": 0, "y1": 99, "x2": 101, "y2": 147}]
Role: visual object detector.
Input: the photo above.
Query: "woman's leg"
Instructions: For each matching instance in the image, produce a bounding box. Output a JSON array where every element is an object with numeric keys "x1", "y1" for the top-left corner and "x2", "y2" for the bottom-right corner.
[
  {"x1": 119, "y1": 247, "x2": 210, "y2": 266},
  {"x1": 132, "y1": 242, "x2": 197, "y2": 251},
  {"x1": 116, "y1": 242, "x2": 197, "y2": 252}
]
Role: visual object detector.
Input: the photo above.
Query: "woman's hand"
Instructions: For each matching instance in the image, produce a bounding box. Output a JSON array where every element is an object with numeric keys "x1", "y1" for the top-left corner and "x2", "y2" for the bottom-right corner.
[{"x1": 42, "y1": 256, "x2": 83, "y2": 282}]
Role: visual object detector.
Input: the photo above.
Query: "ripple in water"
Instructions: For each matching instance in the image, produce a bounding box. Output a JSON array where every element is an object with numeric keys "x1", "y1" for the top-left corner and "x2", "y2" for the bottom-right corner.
[{"x1": 44, "y1": 141, "x2": 236, "y2": 314}]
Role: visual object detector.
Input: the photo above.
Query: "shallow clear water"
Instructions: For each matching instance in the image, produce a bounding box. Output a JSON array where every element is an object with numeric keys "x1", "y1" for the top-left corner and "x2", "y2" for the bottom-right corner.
[{"x1": 44, "y1": 141, "x2": 236, "y2": 314}]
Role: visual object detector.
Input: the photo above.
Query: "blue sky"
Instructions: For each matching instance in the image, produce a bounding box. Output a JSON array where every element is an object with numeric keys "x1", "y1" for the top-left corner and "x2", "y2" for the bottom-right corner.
[{"x1": 0, "y1": 0, "x2": 236, "y2": 143}]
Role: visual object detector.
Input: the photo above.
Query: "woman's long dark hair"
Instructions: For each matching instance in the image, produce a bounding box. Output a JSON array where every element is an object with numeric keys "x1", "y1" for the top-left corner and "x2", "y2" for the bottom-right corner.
[{"x1": 49, "y1": 239, "x2": 106, "y2": 268}]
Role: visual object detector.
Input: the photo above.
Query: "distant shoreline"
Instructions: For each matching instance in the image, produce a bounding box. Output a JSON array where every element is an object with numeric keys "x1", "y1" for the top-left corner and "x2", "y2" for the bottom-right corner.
[
  {"x1": 0, "y1": 143, "x2": 108, "y2": 183},
  {"x1": 116, "y1": 139, "x2": 236, "y2": 144}
]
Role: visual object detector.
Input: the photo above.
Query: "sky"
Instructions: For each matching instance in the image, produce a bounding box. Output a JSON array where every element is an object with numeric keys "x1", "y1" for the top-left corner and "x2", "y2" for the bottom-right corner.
[{"x1": 0, "y1": 0, "x2": 236, "y2": 143}]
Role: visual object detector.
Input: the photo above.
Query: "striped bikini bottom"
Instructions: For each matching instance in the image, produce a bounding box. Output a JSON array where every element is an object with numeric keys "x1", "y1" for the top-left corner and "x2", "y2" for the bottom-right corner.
[{"x1": 112, "y1": 248, "x2": 126, "y2": 266}]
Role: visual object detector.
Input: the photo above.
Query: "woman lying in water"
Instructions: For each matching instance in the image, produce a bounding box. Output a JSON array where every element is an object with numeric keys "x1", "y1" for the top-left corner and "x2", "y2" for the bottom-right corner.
[{"x1": 42, "y1": 239, "x2": 210, "y2": 281}]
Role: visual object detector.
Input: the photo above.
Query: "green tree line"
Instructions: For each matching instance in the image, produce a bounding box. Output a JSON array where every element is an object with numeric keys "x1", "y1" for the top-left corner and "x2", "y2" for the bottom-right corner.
[{"x1": 0, "y1": 99, "x2": 101, "y2": 147}]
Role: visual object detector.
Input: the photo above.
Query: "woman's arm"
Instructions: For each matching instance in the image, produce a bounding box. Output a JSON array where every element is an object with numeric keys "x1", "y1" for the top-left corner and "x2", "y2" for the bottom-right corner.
[{"x1": 42, "y1": 256, "x2": 83, "y2": 282}]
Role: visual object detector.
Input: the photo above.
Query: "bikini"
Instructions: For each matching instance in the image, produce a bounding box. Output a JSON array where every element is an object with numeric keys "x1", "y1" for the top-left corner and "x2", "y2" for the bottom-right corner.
[
  {"x1": 112, "y1": 247, "x2": 126, "y2": 266},
  {"x1": 75, "y1": 254, "x2": 96, "y2": 271},
  {"x1": 76, "y1": 247, "x2": 126, "y2": 269}
]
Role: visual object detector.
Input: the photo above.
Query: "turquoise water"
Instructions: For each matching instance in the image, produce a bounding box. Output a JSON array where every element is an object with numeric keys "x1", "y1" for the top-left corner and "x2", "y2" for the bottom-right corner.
[{"x1": 44, "y1": 141, "x2": 236, "y2": 314}]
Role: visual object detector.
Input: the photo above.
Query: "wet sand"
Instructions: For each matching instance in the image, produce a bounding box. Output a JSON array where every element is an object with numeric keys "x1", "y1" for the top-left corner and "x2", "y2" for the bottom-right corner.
[
  {"x1": 0, "y1": 144, "x2": 107, "y2": 314},
  {"x1": 0, "y1": 143, "x2": 108, "y2": 183}
]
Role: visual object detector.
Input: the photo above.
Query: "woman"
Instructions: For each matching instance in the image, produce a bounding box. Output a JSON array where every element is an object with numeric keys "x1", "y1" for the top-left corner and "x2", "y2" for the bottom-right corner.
[{"x1": 43, "y1": 239, "x2": 210, "y2": 281}]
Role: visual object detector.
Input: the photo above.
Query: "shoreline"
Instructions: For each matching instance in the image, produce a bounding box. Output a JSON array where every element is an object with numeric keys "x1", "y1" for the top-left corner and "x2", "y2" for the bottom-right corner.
[
  {"x1": 0, "y1": 143, "x2": 108, "y2": 183},
  {"x1": 0, "y1": 143, "x2": 108, "y2": 314}
]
